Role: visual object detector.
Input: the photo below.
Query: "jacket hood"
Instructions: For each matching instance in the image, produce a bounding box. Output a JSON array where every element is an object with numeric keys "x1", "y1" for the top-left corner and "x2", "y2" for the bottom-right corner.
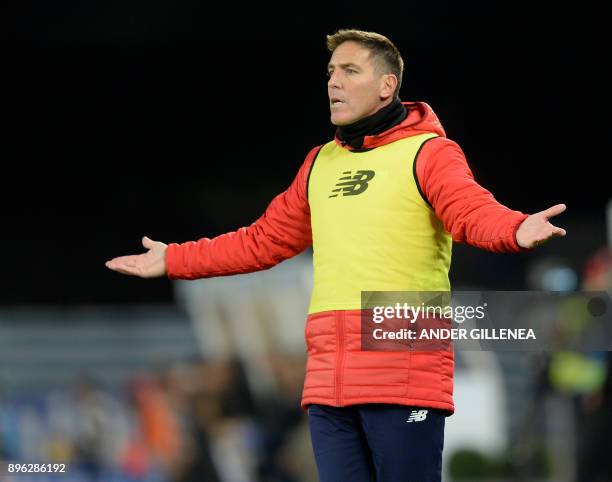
[{"x1": 334, "y1": 101, "x2": 446, "y2": 151}]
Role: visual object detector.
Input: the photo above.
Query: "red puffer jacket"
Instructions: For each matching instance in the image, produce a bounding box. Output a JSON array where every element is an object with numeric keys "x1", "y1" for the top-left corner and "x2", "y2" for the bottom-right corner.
[
  {"x1": 302, "y1": 309, "x2": 456, "y2": 411},
  {"x1": 166, "y1": 102, "x2": 528, "y2": 413}
]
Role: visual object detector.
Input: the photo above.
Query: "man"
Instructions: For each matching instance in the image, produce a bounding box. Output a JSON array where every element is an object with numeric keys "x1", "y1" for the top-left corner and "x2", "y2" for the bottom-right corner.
[{"x1": 107, "y1": 29, "x2": 566, "y2": 482}]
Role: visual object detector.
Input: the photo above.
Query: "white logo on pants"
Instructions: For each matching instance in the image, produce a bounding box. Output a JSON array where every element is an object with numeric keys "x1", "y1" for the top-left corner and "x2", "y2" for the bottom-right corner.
[{"x1": 406, "y1": 410, "x2": 428, "y2": 422}]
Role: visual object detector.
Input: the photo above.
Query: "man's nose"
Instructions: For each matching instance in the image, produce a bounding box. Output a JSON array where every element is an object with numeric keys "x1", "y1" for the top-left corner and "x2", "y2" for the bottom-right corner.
[{"x1": 327, "y1": 71, "x2": 341, "y2": 88}]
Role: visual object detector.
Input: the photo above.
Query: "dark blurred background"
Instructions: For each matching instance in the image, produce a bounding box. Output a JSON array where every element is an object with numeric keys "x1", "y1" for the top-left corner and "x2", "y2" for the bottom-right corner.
[
  {"x1": 1, "y1": 3, "x2": 611, "y2": 482},
  {"x1": 1, "y1": 0, "x2": 608, "y2": 304}
]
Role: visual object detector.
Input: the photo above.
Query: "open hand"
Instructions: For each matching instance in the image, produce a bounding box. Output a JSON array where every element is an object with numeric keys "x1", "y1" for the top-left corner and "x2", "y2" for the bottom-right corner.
[
  {"x1": 105, "y1": 236, "x2": 167, "y2": 278},
  {"x1": 516, "y1": 204, "x2": 567, "y2": 249}
]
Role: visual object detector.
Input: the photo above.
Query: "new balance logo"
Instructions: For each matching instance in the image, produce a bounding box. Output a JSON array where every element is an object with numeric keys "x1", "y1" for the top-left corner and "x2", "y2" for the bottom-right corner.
[
  {"x1": 329, "y1": 170, "x2": 375, "y2": 198},
  {"x1": 406, "y1": 410, "x2": 428, "y2": 423}
]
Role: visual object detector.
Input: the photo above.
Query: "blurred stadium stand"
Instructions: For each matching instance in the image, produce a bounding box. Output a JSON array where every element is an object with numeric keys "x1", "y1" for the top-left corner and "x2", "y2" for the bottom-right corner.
[{"x1": 0, "y1": 306, "x2": 199, "y2": 391}]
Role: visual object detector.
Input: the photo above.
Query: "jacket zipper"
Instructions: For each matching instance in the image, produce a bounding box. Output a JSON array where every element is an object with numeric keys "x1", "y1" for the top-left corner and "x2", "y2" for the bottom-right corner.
[{"x1": 336, "y1": 311, "x2": 345, "y2": 406}]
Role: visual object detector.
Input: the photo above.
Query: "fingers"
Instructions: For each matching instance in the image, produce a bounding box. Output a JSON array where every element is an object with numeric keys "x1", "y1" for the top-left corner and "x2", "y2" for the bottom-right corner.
[
  {"x1": 105, "y1": 256, "x2": 141, "y2": 276},
  {"x1": 552, "y1": 226, "x2": 567, "y2": 237},
  {"x1": 107, "y1": 263, "x2": 138, "y2": 276},
  {"x1": 142, "y1": 236, "x2": 155, "y2": 250},
  {"x1": 532, "y1": 225, "x2": 567, "y2": 248},
  {"x1": 540, "y1": 203, "x2": 566, "y2": 219}
]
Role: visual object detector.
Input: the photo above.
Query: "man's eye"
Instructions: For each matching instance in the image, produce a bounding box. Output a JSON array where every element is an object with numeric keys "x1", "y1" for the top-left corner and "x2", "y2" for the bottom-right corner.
[{"x1": 346, "y1": 69, "x2": 356, "y2": 74}]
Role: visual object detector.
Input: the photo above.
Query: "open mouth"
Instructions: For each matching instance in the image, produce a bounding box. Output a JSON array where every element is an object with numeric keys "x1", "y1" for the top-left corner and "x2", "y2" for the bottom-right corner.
[{"x1": 330, "y1": 98, "x2": 345, "y2": 106}]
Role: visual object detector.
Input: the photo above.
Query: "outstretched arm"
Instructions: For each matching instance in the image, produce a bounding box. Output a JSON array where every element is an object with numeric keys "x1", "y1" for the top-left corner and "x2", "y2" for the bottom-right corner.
[
  {"x1": 106, "y1": 146, "x2": 320, "y2": 279},
  {"x1": 416, "y1": 138, "x2": 566, "y2": 252}
]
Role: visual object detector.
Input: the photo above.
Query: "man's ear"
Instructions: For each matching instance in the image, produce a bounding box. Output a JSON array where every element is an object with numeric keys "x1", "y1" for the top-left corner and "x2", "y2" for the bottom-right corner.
[{"x1": 380, "y1": 74, "x2": 398, "y2": 101}]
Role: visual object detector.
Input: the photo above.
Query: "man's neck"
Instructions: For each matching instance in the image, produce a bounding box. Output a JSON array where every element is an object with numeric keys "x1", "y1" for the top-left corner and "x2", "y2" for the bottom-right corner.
[{"x1": 336, "y1": 98, "x2": 407, "y2": 149}]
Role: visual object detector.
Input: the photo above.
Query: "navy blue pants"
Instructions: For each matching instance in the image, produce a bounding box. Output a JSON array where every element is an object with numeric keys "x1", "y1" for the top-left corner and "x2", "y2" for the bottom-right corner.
[{"x1": 308, "y1": 404, "x2": 445, "y2": 482}]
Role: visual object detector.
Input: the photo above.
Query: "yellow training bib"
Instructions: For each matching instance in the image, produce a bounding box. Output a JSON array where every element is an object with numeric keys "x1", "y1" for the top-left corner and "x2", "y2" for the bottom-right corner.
[{"x1": 307, "y1": 133, "x2": 452, "y2": 313}]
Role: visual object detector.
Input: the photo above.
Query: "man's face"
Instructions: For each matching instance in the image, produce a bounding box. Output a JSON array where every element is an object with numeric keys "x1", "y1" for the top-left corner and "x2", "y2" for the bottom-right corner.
[{"x1": 327, "y1": 41, "x2": 390, "y2": 126}]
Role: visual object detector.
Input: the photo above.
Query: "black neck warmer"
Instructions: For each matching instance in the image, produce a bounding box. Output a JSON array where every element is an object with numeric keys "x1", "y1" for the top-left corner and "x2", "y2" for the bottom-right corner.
[{"x1": 336, "y1": 98, "x2": 407, "y2": 149}]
